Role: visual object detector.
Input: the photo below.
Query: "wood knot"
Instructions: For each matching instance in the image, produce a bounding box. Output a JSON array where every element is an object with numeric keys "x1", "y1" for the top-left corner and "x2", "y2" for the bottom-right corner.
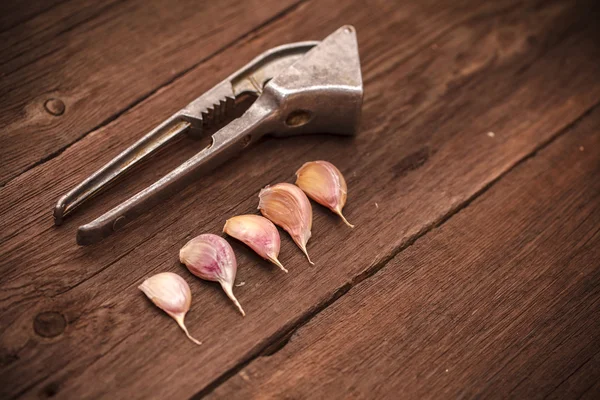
[
  {"x1": 392, "y1": 147, "x2": 431, "y2": 178},
  {"x1": 34, "y1": 312, "x2": 66, "y2": 338},
  {"x1": 44, "y1": 98, "x2": 65, "y2": 116}
]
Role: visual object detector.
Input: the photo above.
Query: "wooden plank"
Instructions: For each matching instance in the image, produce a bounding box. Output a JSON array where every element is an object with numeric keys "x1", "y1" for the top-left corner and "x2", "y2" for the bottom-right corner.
[
  {"x1": 210, "y1": 106, "x2": 600, "y2": 399},
  {"x1": 1, "y1": 0, "x2": 599, "y2": 398},
  {"x1": 0, "y1": 0, "x2": 66, "y2": 32},
  {"x1": 0, "y1": 0, "x2": 299, "y2": 185},
  {"x1": 0, "y1": 0, "x2": 123, "y2": 73}
]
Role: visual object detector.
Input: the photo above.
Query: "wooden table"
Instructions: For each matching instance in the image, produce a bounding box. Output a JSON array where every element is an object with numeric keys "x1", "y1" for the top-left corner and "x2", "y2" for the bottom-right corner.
[{"x1": 1, "y1": 0, "x2": 599, "y2": 398}]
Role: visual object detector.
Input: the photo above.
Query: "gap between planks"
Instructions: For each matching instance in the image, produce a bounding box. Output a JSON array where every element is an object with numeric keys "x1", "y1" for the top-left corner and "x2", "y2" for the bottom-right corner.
[
  {"x1": 192, "y1": 98, "x2": 600, "y2": 399},
  {"x1": 0, "y1": 0, "x2": 308, "y2": 190}
]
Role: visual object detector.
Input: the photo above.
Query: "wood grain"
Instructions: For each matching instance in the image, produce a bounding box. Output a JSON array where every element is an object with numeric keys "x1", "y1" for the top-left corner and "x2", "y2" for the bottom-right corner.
[
  {"x1": 1, "y1": 0, "x2": 123, "y2": 75},
  {"x1": 210, "y1": 105, "x2": 600, "y2": 400},
  {"x1": 1, "y1": 0, "x2": 599, "y2": 398},
  {"x1": 0, "y1": 0, "x2": 67, "y2": 32},
  {"x1": 0, "y1": 0, "x2": 299, "y2": 185}
]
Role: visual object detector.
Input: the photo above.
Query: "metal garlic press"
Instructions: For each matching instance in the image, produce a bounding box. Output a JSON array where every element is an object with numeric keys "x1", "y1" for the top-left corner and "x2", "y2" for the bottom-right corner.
[{"x1": 54, "y1": 25, "x2": 363, "y2": 245}]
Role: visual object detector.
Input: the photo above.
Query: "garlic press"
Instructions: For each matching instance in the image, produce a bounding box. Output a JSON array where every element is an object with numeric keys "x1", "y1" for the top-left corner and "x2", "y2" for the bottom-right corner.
[{"x1": 54, "y1": 25, "x2": 363, "y2": 245}]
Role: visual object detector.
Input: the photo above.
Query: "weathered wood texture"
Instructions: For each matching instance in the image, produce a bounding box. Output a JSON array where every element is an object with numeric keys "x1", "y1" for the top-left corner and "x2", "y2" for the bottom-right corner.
[
  {"x1": 0, "y1": 0, "x2": 66, "y2": 32},
  {"x1": 0, "y1": 0, "x2": 299, "y2": 185},
  {"x1": 1, "y1": 0, "x2": 599, "y2": 398},
  {"x1": 211, "y1": 103, "x2": 600, "y2": 400}
]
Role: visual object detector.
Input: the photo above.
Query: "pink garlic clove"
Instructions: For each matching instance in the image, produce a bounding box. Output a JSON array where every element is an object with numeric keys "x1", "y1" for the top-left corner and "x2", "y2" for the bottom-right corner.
[
  {"x1": 224, "y1": 214, "x2": 288, "y2": 273},
  {"x1": 138, "y1": 272, "x2": 201, "y2": 345},
  {"x1": 179, "y1": 234, "x2": 245, "y2": 316},
  {"x1": 295, "y1": 160, "x2": 354, "y2": 228},
  {"x1": 258, "y1": 183, "x2": 314, "y2": 265}
]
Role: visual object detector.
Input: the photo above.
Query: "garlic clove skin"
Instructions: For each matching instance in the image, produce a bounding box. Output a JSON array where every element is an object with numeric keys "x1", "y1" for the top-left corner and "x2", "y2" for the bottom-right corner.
[
  {"x1": 295, "y1": 160, "x2": 354, "y2": 228},
  {"x1": 138, "y1": 272, "x2": 201, "y2": 345},
  {"x1": 258, "y1": 183, "x2": 314, "y2": 265},
  {"x1": 179, "y1": 234, "x2": 245, "y2": 316},
  {"x1": 224, "y1": 215, "x2": 288, "y2": 273}
]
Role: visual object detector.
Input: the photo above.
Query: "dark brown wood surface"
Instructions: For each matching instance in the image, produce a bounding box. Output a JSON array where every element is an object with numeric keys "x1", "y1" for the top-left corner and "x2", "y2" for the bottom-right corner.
[
  {"x1": 210, "y1": 99, "x2": 600, "y2": 400},
  {"x1": 1, "y1": 0, "x2": 599, "y2": 399},
  {"x1": 0, "y1": 0, "x2": 299, "y2": 185}
]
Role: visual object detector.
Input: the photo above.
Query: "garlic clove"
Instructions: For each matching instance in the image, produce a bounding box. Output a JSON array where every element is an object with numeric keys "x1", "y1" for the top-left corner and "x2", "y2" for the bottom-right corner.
[
  {"x1": 258, "y1": 183, "x2": 314, "y2": 265},
  {"x1": 295, "y1": 160, "x2": 354, "y2": 228},
  {"x1": 224, "y1": 215, "x2": 288, "y2": 273},
  {"x1": 138, "y1": 272, "x2": 201, "y2": 345},
  {"x1": 179, "y1": 234, "x2": 245, "y2": 316}
]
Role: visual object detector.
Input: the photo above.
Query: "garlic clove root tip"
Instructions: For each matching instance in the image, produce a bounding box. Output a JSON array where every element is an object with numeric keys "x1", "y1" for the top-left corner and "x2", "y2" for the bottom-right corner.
[
  {"x1": 337, "y1": 211, "x2": 355, "y2": 228},
  {"x1": 302, "y1": 247, "x2": 315, "y2": 265},
  {"x1": 270, "y1": 257, "x2": 288, "y2": 273},
  {"x1": 175, "y1": 315, "x2": 202, "y2": 345},
  {"x1": 233, "y1": 299, "x2": 246, "y2": 317},
  {"x1": 222, "y1": 282, "x2": 246, "y2": 317}
]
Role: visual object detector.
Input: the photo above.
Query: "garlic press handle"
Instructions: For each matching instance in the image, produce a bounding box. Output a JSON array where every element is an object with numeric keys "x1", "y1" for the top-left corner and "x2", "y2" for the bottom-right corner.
[
  {"x1": 76, "y1": 103, "x2": 275, "y2": 245},
  {"x1": 54, "y1": 41, "x2": 318, "y2": 227},
  {"x1": 71, "y1": 25, "x2": 362, "y2": 245},
  {"x1": 53, "y1": 117, "x2": 192, "y2": 225}
]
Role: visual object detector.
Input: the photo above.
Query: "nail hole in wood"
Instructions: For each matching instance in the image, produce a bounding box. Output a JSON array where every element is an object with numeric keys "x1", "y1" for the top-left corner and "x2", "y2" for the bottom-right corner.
[
  {"x1": 44, "y1": 99, "x2": 65, "y2": 116},
  {"x1": 34, "y1": 312, "x2": 66, "y2": 338}
]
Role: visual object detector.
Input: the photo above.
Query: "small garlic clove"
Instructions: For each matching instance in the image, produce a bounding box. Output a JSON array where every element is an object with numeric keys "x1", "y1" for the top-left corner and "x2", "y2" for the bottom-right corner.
[
  {"x1": 258, "y1": 183, "x2": 314, "y2": 265},
  {"x1": 224, "y1": 215, "x2": 288, "y2": 273},
  {"x1": 295, "y1": 160, "x2": 354, "y2": 228},
  {"x1": 138, "y1": 272, "x2": 201, "y2": 345},
  {"x1": 179, "y1": 234, "x2": 245, "y2": 316}
]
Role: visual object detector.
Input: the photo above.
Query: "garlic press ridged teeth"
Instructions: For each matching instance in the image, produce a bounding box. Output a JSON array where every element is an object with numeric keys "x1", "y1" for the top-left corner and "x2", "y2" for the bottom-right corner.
[
  {"x1": 200, "y1": 96, "x2": 235, "y2": 128},
  {"x1": 54, "y1": 26, "x2": 363, "y2": 245}
]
